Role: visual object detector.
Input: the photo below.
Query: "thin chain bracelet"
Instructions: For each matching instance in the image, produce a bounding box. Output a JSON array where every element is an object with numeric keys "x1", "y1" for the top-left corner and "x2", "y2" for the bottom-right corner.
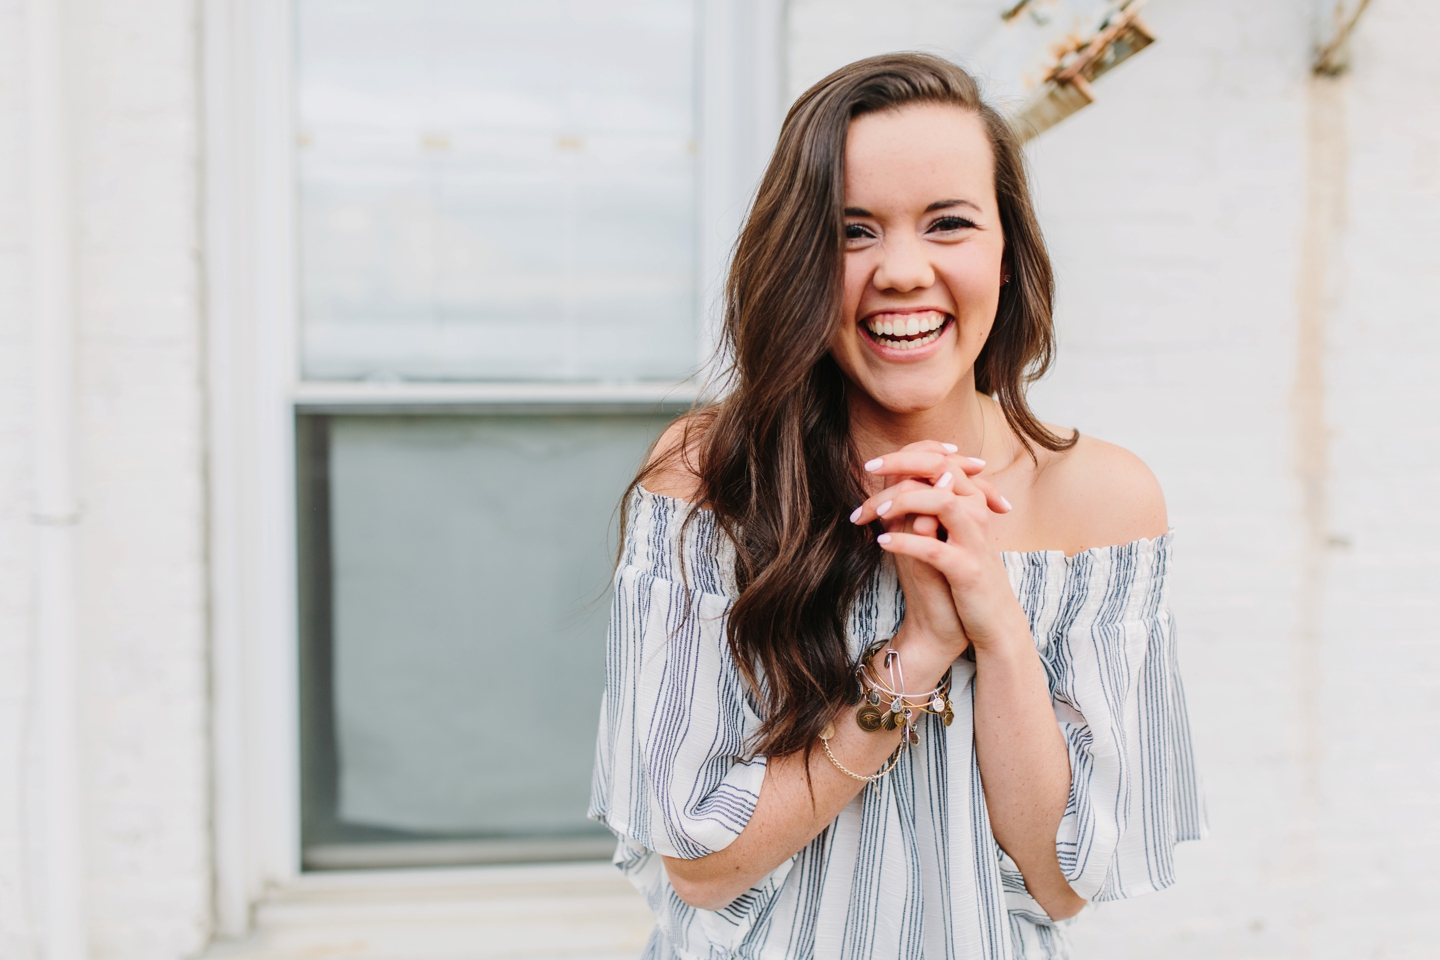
[
  {"x1": 819, "y1": 721, "x2": 902, "y2": 782},
  {"x1": 853, "y1": 642, "x2": 955, "y2": 741}
]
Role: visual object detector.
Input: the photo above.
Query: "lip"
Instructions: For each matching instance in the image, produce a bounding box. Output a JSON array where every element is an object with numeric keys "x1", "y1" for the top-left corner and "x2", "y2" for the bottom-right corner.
[{"x1": 858, "y1": 310, "x2": 954, "y2": 362}]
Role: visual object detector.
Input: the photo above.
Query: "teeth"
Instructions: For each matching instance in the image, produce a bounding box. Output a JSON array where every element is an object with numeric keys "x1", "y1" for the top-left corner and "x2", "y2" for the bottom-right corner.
[{"x1": 864, "y1": 311, "x2": 948, "y2": 347}]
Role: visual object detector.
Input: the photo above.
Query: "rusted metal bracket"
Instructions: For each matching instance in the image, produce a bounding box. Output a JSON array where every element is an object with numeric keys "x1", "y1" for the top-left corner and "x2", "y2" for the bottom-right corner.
[
  {"x1": 1314, "y1": 0, "x2": 1371, "y2": 75},
  {"x1": 964, "y1": 0, "x2": 1157, "y2": 140}
]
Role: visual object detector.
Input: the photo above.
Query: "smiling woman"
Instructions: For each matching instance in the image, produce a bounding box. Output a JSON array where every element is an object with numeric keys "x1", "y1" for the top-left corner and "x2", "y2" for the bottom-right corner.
[{"x1": 588, "y1": 53, "x2": 1203, "y2": 960}]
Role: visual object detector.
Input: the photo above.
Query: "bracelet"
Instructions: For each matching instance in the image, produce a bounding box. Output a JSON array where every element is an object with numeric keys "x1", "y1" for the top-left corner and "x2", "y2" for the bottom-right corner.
[
  {"x1": 819, "y1": 722, "x2": 902, "y2": 782},
  {"x1": 852, "y1": 641, "x2": 956, "y2": 742}
]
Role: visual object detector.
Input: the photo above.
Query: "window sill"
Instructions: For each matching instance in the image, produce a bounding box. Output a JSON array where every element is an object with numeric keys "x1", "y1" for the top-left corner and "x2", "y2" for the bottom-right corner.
[{"x1": 202, "y1": 861, "x2": 653, "y2": 960}]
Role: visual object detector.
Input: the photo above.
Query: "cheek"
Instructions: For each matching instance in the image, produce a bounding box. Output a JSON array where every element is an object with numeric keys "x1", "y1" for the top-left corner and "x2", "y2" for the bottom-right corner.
[
  {"x1": 941, "y1": 254, "x2": 1002, "y2": 316},
  {"x1": 841, "y1": 256, "x2": 867, "y2": 316}
]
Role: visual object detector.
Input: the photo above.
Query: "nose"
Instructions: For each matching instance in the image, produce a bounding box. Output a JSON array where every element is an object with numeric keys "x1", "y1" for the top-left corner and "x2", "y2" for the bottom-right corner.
[{"x1": 871, "y1": 233, "x2": 935, "y2": 293}]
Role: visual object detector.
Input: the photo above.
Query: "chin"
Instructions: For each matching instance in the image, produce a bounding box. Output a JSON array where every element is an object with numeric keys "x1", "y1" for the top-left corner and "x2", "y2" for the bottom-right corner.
[{"x1": 862, "y1": 375, "x2": 961, "y2": 415}]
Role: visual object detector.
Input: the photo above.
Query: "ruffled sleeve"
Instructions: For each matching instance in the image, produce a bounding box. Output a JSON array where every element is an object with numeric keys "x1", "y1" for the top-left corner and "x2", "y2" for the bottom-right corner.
[
  {"x1": 1006, "y1": 533, "x2": 1207, "y2": 906},
  {"x1": 588, "y1": 486, "x2": 768, "y2": 860}
]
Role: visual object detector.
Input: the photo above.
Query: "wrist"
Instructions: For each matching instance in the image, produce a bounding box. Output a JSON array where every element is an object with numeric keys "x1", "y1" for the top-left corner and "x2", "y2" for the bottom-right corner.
[
  {"x1": 961, "y1": 603, "x2": 1034, "y2": 659},
  {"x1": 886, "y1": 625, "x2": 961, "y2": 691}
]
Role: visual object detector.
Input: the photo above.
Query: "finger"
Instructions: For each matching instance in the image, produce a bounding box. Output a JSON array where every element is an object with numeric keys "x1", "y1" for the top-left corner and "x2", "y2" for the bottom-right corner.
[
  {"x1": 909, "y1": 514, "x2": 941, "y2": 538},
  {"x1": 848, "y1": 478, "x2": 933, "y2": 525},
  {"x1": 871, "y1": 488, "x2": 995, "y2": 551},
  {"x1": 874, "y1": 530, "x2": 960, "y2": 574},
  {"x1": 968, "y1": 476, "x2": 1013, "y2": 514},
  {"x1": 862, "y1": 449, "x2": 986, "y2": 482},
  {"x1": 936, "y1": 471, "x2": 1012, "y2": 515},
  {"x1": 871, "y1": 487, "x2": 957, "y2": 526}
]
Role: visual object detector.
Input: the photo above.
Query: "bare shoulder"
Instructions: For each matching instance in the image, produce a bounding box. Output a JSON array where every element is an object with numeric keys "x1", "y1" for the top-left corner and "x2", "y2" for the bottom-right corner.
[
  {"x1": 640, "y1": 414, "x2": 707, "y2": 503},
  {"x1": 1026, "y1": 428, "x2": 1168, "y2": 554}
]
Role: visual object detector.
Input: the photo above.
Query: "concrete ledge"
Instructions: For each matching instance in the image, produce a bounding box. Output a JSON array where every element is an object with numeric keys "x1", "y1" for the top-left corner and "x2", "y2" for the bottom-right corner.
[{"x1": 203, "y1": 863, "x2": 653, "y2": 960}]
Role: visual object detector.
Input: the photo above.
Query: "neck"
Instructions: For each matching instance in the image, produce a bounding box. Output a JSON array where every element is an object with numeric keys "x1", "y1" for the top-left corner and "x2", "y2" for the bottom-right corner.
[{"x1": 847, "y1": 372, "x2": 989, "y2": 464}]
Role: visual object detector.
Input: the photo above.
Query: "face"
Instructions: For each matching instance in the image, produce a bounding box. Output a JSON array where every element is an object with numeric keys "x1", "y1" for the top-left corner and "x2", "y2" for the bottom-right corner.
[{"x1": 829, "y1": 103, "x2": 1007, "y2": 415}]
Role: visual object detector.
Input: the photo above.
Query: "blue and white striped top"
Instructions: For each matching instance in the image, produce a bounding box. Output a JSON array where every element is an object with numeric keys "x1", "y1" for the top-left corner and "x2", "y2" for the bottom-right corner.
[{"x1": 590, "y1": 486, "x2": 1205, "y2": 960}]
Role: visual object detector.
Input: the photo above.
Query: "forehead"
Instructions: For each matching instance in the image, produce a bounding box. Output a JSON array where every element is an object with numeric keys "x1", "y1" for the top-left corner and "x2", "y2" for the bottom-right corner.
[{"x1": 843, "y1": 103, "x2": 995, "y2": 207}]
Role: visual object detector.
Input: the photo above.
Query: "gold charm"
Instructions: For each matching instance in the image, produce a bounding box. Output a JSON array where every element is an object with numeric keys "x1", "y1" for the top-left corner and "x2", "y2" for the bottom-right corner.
[
  {"x1": 942, "y1": 708, "x2": 955, "y2": 727},
  {"x1": 856, "y1": 705, "x2": 885, "y2": 732},
  {"x1": 881, "y1": 710, "x2": 899, "y2": 731}
]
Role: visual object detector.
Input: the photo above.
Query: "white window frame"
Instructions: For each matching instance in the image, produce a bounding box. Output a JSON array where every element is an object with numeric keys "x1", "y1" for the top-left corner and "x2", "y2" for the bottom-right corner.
[{"x1": 202, "y1": 0, "x2": 785, "y2": 937}]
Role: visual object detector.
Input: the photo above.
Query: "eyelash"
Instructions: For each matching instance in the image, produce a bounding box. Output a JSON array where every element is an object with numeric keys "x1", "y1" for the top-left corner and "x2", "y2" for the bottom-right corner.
[
  {"x1": 844, "y1": 217, "x2": 976, "y2": 240},
  {"x1": 929, "y1": 216, "x2": 976, "y2": 232}
]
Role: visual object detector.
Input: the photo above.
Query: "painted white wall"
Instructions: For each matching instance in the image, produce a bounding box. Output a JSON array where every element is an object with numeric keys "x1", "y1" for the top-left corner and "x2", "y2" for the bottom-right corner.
[
  {"x1": 0, "y1": 4, "x2": 37, "y2": 960},
  {"x1": 790, "y1": 1, "x2": 1439, "y2": 957},
  {"x1": 0, "y1": 0, "x2": 211, "y2": 957}
]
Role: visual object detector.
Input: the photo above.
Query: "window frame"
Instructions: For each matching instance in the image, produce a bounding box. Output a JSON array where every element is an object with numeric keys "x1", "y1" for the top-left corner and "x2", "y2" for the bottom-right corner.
[{"x1": 203, "y1": 0, "x2": 785, "y2": 937}]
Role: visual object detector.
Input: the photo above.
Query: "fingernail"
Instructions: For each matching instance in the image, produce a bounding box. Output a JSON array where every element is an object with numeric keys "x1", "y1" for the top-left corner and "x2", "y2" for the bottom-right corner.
[
  {"x1": 877, "y1": 532, "x2": 892, "y2": 544},
  {"x1": 937, "y1": 472, "x2": 953, "y2": 489},
  {"x1": 876, "y1": 500, "x2": 893, "y2": 517},
  {"x1": 864, "y1": 458, "x2": 883, "y2": 472},
  {"x1": 1000, "y1": 496, "x2": 1013, "y2": 511},
  {"x1": 941, "y1": 443, "x2": 958, "y2": 453},
  {"x1": 968, "y1": 457, "x2": 986, "y2": 466},
  {"x1": 849, "y1": 506, "x2": 863, "y2": 523}
]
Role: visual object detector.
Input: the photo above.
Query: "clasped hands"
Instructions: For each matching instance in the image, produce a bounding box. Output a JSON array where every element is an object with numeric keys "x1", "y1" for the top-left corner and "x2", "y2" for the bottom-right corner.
[{"x1": 849, "y1": 440, "x2": 1021, "y2": 666}]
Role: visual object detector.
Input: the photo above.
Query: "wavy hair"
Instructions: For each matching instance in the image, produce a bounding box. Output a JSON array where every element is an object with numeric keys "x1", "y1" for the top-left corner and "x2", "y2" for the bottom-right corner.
[{"x1": 632, "y1": 53, "x2": 1073, "y2": 761}]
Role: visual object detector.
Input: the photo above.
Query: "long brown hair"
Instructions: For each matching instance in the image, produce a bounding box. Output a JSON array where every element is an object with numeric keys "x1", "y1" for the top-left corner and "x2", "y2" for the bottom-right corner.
[{"x1": 634, "y1": 53, "x2": 1073, "y2": 761}]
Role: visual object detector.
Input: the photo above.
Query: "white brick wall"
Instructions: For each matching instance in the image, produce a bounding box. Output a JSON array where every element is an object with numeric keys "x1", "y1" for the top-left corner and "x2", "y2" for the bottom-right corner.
[
  {"x1": 0, "y1": 0, "x2": 210, "y2": 957},
  {"x1": 789, "y1": 1, "x2": 1440, "y2": 957},
  {"x1": 0, "y1": 1, "x2": 37, "y2": 957},
  {"x1": 71, "y1": 0, "x2": 209, "y2": 954}
]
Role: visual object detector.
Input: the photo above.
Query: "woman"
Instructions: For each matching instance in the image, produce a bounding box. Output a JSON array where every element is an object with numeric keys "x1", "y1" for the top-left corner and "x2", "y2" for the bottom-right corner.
[{"x1": 590, "y1": 53, "x2": 1204, "y2": 959}]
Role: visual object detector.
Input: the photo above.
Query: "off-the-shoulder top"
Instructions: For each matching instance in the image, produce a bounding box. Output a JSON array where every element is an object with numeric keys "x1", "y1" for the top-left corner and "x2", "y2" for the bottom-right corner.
[{"x1": 590, "y1": 486, "x2": 1205, "y2": 960}]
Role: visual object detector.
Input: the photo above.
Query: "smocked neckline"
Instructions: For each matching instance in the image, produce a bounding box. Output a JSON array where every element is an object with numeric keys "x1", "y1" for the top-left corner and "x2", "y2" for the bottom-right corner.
[{"x1": 633, "y1": 483, "x2": 1172, "y2": 563}]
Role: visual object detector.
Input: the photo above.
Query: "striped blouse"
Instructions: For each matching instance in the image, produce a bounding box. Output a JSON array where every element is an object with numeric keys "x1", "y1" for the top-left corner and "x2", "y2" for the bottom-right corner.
[{"x1": 590, "y1": 486, "x2": 1205, "y2": 960}]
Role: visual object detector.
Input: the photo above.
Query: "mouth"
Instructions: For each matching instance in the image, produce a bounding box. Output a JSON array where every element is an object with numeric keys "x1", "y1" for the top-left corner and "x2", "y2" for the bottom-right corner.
[{"x1": 860, "y1": 310, "x2": 952, "y2": 351}]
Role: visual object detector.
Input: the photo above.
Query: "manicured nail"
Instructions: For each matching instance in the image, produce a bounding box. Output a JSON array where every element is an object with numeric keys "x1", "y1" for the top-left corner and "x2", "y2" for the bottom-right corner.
[
  {"x1": 877, "y1": 532, "x2": 892, "y2": 544},
  {"x1": 941, "y1": 443, "x2": 959, "y2": 453},
  {"x1": 864, "y1": 458, "x2": 883, "y2": 472},
  {"x1": 849, "y1": 506, "x2": 863, "y2": 523},
  {"x1": 876, "y1": 500, "x2": 893, "y2": 517},
  {"x1": 936, "y1": 472, "x2": 953, "y2": 489},
  {"x1": 1000, "y1": 496, "x2": 1013, "y2": 512},
  {"x1": 968, "y1": 457, "x2": 986, "y2": 467}
]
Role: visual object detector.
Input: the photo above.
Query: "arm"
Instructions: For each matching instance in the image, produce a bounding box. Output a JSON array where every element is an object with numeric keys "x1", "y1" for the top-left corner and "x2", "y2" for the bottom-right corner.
[
  {"x1": 854, "y1": 447, "x2": 1087, "y2": 920},
  {"x1": 662, "y1": 695, "x2": 915, "y2": 911},
  {"x1": 970, "y1": 619, "x2": 1084, "y2": 917},
  {"x1": 657, "y1": 444, "x2": 990, "y2": 911}
]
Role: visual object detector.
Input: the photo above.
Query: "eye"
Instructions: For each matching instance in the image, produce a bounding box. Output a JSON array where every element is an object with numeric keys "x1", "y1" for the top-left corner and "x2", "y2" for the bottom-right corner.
[
  {"x1": 928, "y1": 216, "x2": 977, "y2": 233},
  {"x1": 845, "y1": 223, "x2": 876, "y2": 241}
]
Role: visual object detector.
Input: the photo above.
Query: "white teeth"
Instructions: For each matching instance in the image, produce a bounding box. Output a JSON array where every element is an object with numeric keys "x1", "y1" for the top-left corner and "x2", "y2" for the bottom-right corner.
[{"x1": 865, "y1": 312, "x2": 947, "y2": 349}]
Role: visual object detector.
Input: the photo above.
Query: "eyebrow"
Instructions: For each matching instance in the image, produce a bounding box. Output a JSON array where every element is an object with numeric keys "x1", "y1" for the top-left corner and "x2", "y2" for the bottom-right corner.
[{"x1": 844, "y1": 199, "x2": 981, "y2": 218}]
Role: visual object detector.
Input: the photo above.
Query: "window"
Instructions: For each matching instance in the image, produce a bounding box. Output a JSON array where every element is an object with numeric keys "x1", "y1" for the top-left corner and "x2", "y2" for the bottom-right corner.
[
  {"x1": 289, "y1": 0, "x2": 776, "y2": 870},
  {"x1": 296, "y1": 0, "x2": 701, "y2": 382}
]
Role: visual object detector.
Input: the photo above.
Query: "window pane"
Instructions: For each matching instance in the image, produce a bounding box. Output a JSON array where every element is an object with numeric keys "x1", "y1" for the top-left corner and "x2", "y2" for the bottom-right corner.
[
  {"x1": 296, "y1": 0, "x2": 700, "y2": 382},
  {"x1": 297, "y1": 412, "x2": 674, "y2": 866}
]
